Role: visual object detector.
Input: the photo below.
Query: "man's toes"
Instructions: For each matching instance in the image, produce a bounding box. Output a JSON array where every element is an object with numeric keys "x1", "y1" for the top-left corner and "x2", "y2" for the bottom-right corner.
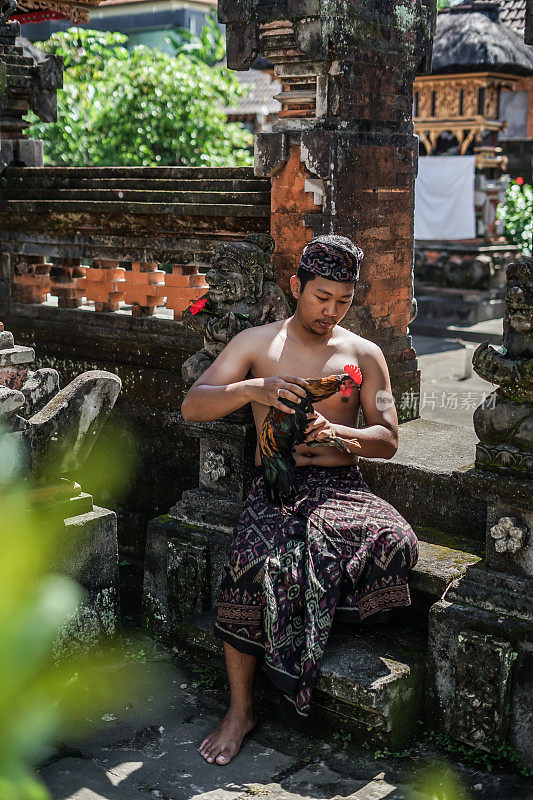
[
  {"x1": 215, "y1": 747, "x2": 232, "y2": 765},
  {"x1": 206, "y1": 745, "x2": 221, "y2": 763}
]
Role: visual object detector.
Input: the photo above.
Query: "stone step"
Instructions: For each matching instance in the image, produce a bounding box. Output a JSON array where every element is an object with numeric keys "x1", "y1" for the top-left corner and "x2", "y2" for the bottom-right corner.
[
  {"x1": 0, "y1": 199, "x2": 271, "y2": 218},
  {"x1": 7, "y1": 189, "x2": 272, "y2": 205},
  {"x1": 3, "y1": 166, "x2": 260, "y2": 180},
  {"x1": 359, "y1": 418, "x2": 487, "y2": 542},
  {"x1": 3, "y1": 177, "x2": 270, "y2": 193},
  {"x1": 411, "y1": 527, "x2": 482, "y2": 597},
  {"x1": 176, "y1": 610, "x2": 426, "y2": 747}
]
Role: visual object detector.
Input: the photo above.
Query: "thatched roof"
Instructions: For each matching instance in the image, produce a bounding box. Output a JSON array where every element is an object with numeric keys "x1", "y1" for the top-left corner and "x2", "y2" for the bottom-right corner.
[{"x1": 433, "y1": 7, "x2": 533, "y2": 75}]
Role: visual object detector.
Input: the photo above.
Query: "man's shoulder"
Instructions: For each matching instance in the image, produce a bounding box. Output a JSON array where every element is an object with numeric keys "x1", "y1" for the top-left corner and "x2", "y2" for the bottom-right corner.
[
  {"x1": 336, "y1": 326, "x2": 383, "y2": 357},
  {"x1": 236, "y1": 318, "x2": 287, "y2": 346}
]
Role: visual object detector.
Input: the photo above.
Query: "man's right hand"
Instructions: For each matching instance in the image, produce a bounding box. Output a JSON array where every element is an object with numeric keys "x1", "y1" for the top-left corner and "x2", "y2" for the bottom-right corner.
[{"x1": 247, "y1": 376, "x2": 308, "y2": 414}]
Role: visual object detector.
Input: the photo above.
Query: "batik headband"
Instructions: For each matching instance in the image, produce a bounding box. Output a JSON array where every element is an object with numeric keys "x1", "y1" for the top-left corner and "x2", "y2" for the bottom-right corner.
[{"x1": 300, "y1": 239, "x2": 363, "y2": 283}]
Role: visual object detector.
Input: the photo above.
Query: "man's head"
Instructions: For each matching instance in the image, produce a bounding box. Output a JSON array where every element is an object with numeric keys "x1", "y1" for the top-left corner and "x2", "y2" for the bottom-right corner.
[{"x1": 290, "y1": 235, "x2": 363, "y2": 336}]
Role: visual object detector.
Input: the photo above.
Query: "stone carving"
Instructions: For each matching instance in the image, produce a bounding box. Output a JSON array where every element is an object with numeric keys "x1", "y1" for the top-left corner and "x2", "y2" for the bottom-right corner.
[
  {"x1": 181, "y1": 233, "x2": 290, "y2": 388},
  {"x1": 0, "y1": 321, "x2": 121, "y2": 478},
  {"x1": 415, "y1": 248, "x2": 514, "y2": 291},
  {"x1": 0, "y1": 320, "x2": 122, "y2": 656},
  {"x1": 473, "y1": 258, "x2": 533, "y2": 475},
  {"x1": 454, "y1": 630, "x2": 516, "y2": 751},
  {"x1": 490, "y1": 516, "x2": 528, "y2": 553},
  {"x1": 203, "y1": 450, "x2": 229, "y2": 482}
]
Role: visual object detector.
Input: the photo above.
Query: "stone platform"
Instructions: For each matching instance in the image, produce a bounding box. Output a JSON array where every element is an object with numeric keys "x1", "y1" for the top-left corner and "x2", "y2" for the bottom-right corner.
[{"x1": 142, "y1": 417, "x2": 486, "y2": 747}]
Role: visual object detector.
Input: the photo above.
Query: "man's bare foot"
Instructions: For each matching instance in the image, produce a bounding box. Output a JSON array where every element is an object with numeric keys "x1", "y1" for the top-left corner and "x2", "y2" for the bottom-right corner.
[{"x1": 198, "y1": 708, "x2": 257, "y2": 765}]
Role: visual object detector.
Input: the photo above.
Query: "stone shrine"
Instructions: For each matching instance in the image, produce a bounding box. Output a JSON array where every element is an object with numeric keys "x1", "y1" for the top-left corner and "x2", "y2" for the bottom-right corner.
[
  {"x1": 0, "y1": 317, "x2": 123, "y2": 657},
  {"x1": 143, "y1": 234, "x2": 290, "y2": 638},
  {"x1": 427, "y1": 258, "x2": 532, "y2": 764},
  {"x1": 0, "y1": 0, "x2": 62, "y2": 170},
  {"x1": 219, "y1": 0, "x2": 434, "y2": 421}
]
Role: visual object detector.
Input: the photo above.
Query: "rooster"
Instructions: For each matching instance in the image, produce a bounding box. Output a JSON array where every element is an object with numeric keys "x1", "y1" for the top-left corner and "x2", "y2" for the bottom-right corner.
[{"x1": 259, "y1": 365, "x2": 363, "y2": 504}]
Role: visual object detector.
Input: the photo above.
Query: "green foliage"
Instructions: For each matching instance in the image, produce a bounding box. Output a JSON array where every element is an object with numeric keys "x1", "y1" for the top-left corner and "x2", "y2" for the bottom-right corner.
[
  {"x1": 497, "y1": 179, "x2": 533, "y2": 257},
  {"x1": 167, "y1": 10, "x2": 226, "y2": 67},
  {"x1": 28, "y1": 28, "x2": 253, "y2": 167},
  {"x1": 0, "y1": 428, "x2": 140, "y2": 800},
  {"x1": 195, "y1": 664, "x2": 224, "y2": 690},
  {"x1": 333, "y1": 728, "x2": 352, "y2": 751}
]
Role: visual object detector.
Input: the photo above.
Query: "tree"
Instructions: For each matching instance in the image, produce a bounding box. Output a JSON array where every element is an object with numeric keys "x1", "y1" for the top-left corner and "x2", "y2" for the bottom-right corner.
[{"x1": 28, "y1": 28, "x2": 253, "y2": 167}]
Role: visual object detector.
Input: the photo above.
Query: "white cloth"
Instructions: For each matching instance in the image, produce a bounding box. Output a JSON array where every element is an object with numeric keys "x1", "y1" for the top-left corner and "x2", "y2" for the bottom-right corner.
[{"x1": 414, "y1": 155, "x2": 476, "y2": 241}]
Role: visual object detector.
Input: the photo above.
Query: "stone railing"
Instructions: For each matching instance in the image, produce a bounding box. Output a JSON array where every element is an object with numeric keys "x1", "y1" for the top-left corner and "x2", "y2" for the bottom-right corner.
[{"x1": 0, "y1": 166, "x2": 271, "y2": 321}]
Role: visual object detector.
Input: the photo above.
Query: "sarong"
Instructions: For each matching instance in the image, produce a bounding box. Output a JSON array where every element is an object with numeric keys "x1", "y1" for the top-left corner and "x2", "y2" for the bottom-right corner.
[{"x1": 214, "y1": 464, "x2": 419, "y2": 731}]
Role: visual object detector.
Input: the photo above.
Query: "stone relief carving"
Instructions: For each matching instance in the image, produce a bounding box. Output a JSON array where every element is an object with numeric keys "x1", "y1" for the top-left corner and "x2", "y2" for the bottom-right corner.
[
  {"x1": 490, "y1": 516, "x2": 528, "y2": 553},
  {"x1": 203, "y1": 451, "x2": 230, "y2": 482},
  {"x1": 454, "y1": 630, "x2": 516, "y2": 750},
  {"x1": 181, "y1": 233, "x2": 290, "y2": 389},
  {"x1": 473, "y1": 258, "x2": 533, "y2": 475}
]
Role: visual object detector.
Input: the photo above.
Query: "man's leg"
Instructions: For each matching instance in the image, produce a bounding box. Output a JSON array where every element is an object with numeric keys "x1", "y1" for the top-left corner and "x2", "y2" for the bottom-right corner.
[{"x1": 198, "y1": 641, "x2": 258, "y2": 765}]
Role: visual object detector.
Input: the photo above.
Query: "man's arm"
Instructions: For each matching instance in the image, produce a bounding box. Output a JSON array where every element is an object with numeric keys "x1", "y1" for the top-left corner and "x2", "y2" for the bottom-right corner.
[
  {"x1": 181, "y1": 328, "x2": 308, "y2": 422},
  {"x1": 305, "y1": 342, "x2": 399, "y2": 459}
]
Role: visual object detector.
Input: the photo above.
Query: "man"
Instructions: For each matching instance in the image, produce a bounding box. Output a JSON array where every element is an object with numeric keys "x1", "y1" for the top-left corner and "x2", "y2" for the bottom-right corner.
[{"x1": 182, "y1": 234, "x2": 419, "y2": 766}]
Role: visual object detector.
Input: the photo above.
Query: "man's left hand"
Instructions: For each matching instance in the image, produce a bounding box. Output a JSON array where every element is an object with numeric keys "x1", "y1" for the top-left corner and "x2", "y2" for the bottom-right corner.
[{"x1": 304, "y1": 411, "x2": 337, "y2": 444}]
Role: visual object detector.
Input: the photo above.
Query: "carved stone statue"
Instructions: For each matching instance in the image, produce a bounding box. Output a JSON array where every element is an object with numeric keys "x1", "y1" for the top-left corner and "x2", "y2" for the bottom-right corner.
[
  {"x1": 181, "y1": 233, "x2": 290, "y2": 388},
  {"x1": 472, "y1": 258, "x2": 533, "y2": 474}
]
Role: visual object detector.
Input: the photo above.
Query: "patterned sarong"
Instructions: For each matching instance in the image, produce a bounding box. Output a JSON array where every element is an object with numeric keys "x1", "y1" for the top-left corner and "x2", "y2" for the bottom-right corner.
[{"x1": 214, "y1": 464, "x2": 419, "y2": 730}]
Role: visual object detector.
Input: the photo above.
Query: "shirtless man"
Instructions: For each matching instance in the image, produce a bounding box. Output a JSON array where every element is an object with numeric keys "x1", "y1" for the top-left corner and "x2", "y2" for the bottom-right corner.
[{"x1": 182, "y1": 235, "x2": 418, "y2": 766}]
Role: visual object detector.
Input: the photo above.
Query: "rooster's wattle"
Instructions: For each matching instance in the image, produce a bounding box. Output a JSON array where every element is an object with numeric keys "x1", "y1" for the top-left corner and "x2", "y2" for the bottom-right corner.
[{"x1": 259, "y1": 365, "x2": 362, "y2": 504}]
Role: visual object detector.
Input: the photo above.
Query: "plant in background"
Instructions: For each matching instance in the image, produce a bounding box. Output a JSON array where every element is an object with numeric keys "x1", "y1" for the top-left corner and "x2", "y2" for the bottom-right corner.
[
  {"x1": 497, "y1": 178, "x2": 533, "y2": 257},
  {"x1": 27, "y1": 27, "x2": 253, "y2": 168},
  {"x1": 166, "y1": 10, "x2": 226, "y2": 67}
]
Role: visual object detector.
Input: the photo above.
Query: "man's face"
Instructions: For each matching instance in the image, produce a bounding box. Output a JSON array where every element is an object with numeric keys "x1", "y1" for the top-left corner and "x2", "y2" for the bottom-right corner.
[{"x1": 290, "y1": 274, "x2": 354, "y2": 336}]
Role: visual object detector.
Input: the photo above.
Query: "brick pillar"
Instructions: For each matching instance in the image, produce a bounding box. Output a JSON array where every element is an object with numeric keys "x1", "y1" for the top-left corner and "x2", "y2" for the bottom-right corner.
[
  {"x1": 164, "y1": 263, "x2": 208, "y2": 321},
  {"x1": 12, "y1": 256, "x2": 51, "y2": 304},
  {"x1": 124, "y1": 261, "x2": 166, "y2": 317},
  {"x1": 84, "y1": 259, "x2": 126, "y2": 312},
  {"x1": 221, "y1": 0, "x2": 436, "y2": 421},
  {"x1": 49, "y1": 258, "x2": 86, "y2": 308}
]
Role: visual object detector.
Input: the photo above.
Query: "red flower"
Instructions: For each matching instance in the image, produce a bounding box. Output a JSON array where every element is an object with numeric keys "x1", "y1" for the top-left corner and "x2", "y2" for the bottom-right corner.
[
  {"x1": 516, "y1": 177, "x2": 524, "y2": 186},
  {"x1": 344, "y1": 364, "x2": 363, "y2": 386},
  {"x1": 189, "y1": 297, "x2": 207, "y2": 315}
]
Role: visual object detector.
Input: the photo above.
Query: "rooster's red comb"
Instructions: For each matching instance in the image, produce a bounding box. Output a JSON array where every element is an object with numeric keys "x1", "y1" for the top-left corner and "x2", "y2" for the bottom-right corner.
[{"x1": 344, "y1": 364, "x2": 362, "y2": 386}]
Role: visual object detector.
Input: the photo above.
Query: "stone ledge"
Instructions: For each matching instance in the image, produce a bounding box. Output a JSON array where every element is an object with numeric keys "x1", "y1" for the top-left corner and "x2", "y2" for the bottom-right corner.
[{"x1": 177, "y1": 610, "x2": 426, "y2": 746}]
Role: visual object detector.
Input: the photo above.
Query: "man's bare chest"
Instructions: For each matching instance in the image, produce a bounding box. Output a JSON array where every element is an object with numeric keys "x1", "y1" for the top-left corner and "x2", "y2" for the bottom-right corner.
[{"x1": 251, "y1": 341, "x2": 357, "y2": 382}]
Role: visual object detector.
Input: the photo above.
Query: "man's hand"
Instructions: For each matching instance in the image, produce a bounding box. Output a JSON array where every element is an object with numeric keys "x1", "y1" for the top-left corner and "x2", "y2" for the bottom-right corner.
[
  {"x1": 247, "y1": 376, "x2": 308, "y2": 415},
  {"x1": 304, "y1": 410, "x2": 337, "y2": 443}
]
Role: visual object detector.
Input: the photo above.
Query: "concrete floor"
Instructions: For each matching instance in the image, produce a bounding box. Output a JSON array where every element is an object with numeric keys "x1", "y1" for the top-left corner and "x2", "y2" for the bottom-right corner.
[
  {"x1": 413, "y1": 332, "x2": 499, "y2": 429},
  {"x1": 38, "y1": 635, "x2": 533, "y2": 800}
]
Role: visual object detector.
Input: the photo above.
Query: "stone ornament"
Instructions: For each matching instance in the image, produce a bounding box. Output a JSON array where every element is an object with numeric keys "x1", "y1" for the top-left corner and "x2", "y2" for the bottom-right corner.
[
  {"x1": 181, "y1": 233, "x2": 290, "y2": 389},
  {"x1": 203, "y1": 451, "x2": 230, "y2": 482},
  {"x1": 473, "y1": 258, "x2": 532, "y2": 476},
  {"x1": 490, "y1": 516, "x2": 528, "y2": 553},
  {"x1": 454, "y1": 630, "x2": 516, "y2": 750}
]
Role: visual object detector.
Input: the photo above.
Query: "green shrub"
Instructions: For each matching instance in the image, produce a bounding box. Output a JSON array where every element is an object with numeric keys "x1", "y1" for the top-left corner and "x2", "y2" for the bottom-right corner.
[
  {"x1": 28, "y1": 28, "x2": 253, "y2": 168},
  {"x1": 497, "y1": 178, "x2": 532, "y2": 257}
]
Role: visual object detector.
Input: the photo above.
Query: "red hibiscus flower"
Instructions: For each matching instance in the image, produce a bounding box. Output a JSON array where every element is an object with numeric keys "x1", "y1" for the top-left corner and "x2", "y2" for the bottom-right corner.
[
  {"x1": 344, "y1": 364, "x2": 363, "y2": 386},
  {"x1": 189, "y1": 297, "x2": 207, "y2": 315}
]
